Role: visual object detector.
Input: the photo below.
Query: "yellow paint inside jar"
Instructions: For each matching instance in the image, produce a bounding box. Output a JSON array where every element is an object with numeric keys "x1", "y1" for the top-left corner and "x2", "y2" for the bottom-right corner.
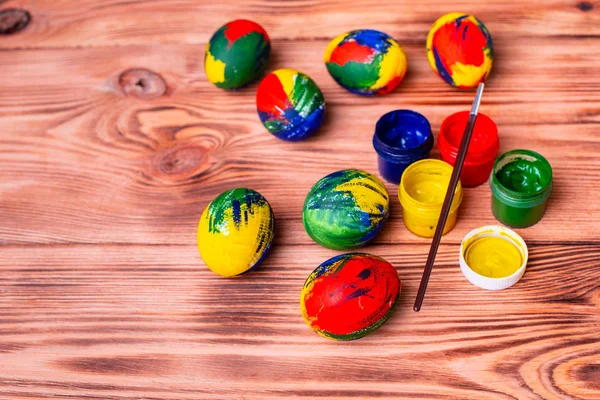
[
  {"x1": 399, "y1": 159, "x2": 463, "y2": 238},
  {"x1": 408, "y1": 180, "x2": 447, "y2": 204},
  {"x1": 465, "y1": 236, "x2": 522, "y2": 278}
]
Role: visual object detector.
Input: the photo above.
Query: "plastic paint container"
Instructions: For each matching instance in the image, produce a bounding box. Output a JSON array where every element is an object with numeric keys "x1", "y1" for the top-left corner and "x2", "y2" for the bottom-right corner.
[
  {"x1": 373, "y1": 110, "x2": 434, "y2": 184},
  {"x1": 490, "y1": 149, "x2": 552, "y2": 228},
  {"x1": 460, "y1": 225, "x2": 528, "y2": 290},
  {"x1": 398, "y1": 159, "x2": 463, "y2": 237},
  {"x1": 438, "y1": 111, "x2": 499, "y2": 187}
]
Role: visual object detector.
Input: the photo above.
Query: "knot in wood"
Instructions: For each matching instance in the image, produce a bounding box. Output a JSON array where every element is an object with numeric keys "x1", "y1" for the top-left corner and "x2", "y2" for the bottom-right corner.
[
  {"x1": 576, "y1": 1, "x2": 594, "y2": 11},
  {"x1": 0, "y1": 8, "x2": 31, "y2": 35},
  {"x1": 119, "y1": 68, "x2": 167, "y2": 100},
  {"x1": 152, "y1": 144, "x2": 208, "y2": 181}
]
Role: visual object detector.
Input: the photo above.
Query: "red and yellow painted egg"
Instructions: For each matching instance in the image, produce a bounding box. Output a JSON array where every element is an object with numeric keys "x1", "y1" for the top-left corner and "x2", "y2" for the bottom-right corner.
[
  {"x1": 426, "y1": 13, "x2": 493, "y2": 89},
  {"x1": 300, "y1": 253, "x2": 401, "y2": 340},
  {"x1": 197, "y1": 188, "x2": 274, "y2": 277},
  {"x1": 205, "y1": 19, "x2": 271, "y2": 90}
]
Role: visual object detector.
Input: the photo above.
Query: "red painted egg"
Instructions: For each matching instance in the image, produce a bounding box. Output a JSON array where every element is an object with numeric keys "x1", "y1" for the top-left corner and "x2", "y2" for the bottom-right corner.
[{"x1": 300, "y1": 253, "x2": 401, "y2": 340}]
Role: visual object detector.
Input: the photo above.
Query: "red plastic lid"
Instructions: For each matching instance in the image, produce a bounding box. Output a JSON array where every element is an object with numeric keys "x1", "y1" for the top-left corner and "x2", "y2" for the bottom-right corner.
[{"x1": 438, "y1": 111, "x2": 499, "y2": 163}]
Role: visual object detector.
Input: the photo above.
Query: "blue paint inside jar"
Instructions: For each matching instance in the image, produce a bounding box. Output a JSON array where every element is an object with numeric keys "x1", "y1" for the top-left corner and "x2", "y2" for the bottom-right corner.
[{"x1": 372, "y1": 110, "x2": 434, "y2": 184}]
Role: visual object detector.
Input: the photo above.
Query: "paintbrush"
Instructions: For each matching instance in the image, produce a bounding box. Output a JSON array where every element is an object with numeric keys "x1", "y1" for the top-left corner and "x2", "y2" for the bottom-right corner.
[{"x1": 414, "y1": 82, "x2": 485, "y2": 312}]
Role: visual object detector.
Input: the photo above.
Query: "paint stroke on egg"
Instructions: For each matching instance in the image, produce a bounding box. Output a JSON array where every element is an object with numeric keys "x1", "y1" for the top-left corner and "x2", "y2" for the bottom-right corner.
[
  {"x1": 197, "y1": 188, "x2": 274, "y2": 277},
  {"x1": 324, "y1": 29, "x2": 407, "y2": 95},
  {"x1": 205, "y1": 19, "x2": 271, "y2": 89},
  {"x1": 300, "y1": 253, "x2": 401, "y2": 340},
  {"x1": 256, "y1": 68, "x2": 325, "y2": 141},
  {"x1": 303, "y1": 169, "x2": 390, "y2": 250},
  {"x1": 426, "y1": 13, "x2": 493, "y2": 89},
  {"x1": 222, "y1": 19, "x2": 268, "y2": 45}
]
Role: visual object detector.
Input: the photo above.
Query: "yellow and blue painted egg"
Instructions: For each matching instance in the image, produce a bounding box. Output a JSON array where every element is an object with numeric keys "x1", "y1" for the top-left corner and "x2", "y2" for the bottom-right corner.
[
  {"x1": 301, "y1": 253, "x2": 401, "y2": 340},
  {"x1": 197, "y1": 188, "x2": 274, "y2": 277},
  {"x1": 426, "y1": 13, "x2": 493, "y2": 89},
  {"x1": 303, "y1": 169, "x2": 390, "y2": 250},
  {"x1": 204, "y1": 19, "x2": 271, "y2": 90},
  {"x1": 324, "y1": 29, "x2": 408, "y2": 96}
]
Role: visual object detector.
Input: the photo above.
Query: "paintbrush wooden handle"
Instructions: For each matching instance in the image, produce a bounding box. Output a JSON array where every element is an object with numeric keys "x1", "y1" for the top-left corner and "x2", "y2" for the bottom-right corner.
[{"x1": 414, "y1": 83, "x2": 484, "y2": 312}]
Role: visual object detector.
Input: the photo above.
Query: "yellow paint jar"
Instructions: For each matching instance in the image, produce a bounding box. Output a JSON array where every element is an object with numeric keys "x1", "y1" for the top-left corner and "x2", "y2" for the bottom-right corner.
[
  {"x1": 460, "y1": 225, "x2": 528, "y2": 290},
  {"x1": 398, "y1": 159, "x2": 463, "y2": 237}
]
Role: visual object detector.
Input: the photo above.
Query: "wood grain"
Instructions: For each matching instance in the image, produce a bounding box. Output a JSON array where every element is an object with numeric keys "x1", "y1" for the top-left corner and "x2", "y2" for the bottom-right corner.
[
  {"x1": 1, "y1": 39, "x2": 600, "y2": 245},
  {"x1": 0, "y1": 0, "x2": 599, "y2": 48},
  {"x1": 0, "y1": 244, "x2": 599, "y2": 399},
  {"x1": 0, "y1": 0, "x2": 599, "y2": 399}
]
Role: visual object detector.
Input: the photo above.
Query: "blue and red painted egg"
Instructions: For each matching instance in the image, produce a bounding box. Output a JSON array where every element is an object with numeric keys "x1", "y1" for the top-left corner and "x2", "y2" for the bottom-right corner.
[
  {"x1": 256, "y1": 68, "x2": 325, "y2": 141},
  {"x1": 300, "y1": 253, "x2": 401, "y2": 340},
  {"x1": 426, "y1": 13, "x2": 493, "y2": 89}
]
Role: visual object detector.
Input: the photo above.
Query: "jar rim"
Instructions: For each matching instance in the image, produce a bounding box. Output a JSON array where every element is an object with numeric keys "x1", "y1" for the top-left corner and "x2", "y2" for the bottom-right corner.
[
  {"x1": 490, "y1": 149, "x2": 553, "y2": 207},
  {"x1": 439, "y1": 111, "x2": 499, "y2": 163},
  {"x1": 459, "y1": 225, "x2": 529, "y2": 290},
  {"x1": 398, "y1": 159, "x2": 463, "y2": 213},
  {"x1": 373, "y1": 110, "x2": 433, "y2": 162}
]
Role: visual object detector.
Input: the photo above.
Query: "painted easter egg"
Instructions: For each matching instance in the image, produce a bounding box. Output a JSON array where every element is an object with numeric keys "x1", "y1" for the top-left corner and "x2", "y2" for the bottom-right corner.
[
  {"x1": 324, "y1": 29, "x2": 407, "y2": 96},
  {"x1": 256, "y1": 68, "x2": 325, "y2": 141},
  {"x1": 303, "y1": 169, "x2": 390, "y2": 250},
  {"x1": 426, "y1": 13, "x2": 493, "y2": 89},
  {"x1": 301, "y1": 253, "x2": 401, "y2": 340},
  {"x1": 204, "y1": 19, "x2": 271, "y2": 90},
  {"x1": 197, "y1": 188, "x2": 274, "y2": 277}
]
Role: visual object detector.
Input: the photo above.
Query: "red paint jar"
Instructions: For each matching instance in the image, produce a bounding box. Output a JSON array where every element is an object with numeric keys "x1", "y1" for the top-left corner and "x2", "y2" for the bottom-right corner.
[{"x1": 438, "y1": 111, "x2": 499, "y2": 187}]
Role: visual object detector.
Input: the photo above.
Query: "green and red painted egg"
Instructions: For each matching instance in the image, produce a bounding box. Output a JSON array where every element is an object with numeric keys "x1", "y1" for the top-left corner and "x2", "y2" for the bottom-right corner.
[
  {"x1": 205, "y1": 19, "x2": 271, "y2": 90},
  {"x1": 300, "y1": 253, "x2": 401, "y2": 340}
]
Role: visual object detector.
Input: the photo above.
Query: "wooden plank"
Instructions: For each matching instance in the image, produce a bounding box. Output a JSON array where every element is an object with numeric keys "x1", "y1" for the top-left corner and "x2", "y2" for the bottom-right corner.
[
  {"x1": 0, "y1": 0, "x2": 599, "y2": 49},
  {"x1": 1, "y1": 40, "x2": 599, "y2": 245},
  {"x1": 1, "y1": 0, "x2": 600, "y2": 398},
  {"x1": 0, "y1": 244, "x2": 598, "y2": 399}
]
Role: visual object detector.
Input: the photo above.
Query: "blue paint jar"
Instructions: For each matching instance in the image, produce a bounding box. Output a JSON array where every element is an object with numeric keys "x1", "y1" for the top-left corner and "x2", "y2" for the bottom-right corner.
[{"x1": 372, "y1": 110, "x2": 434, "y2": 184}]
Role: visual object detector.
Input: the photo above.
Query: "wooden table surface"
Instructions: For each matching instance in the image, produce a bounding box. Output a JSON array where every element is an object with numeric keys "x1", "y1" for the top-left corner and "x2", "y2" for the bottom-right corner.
[{"x1": 1, "y1": 1, "x2": 599, "y2": 399}]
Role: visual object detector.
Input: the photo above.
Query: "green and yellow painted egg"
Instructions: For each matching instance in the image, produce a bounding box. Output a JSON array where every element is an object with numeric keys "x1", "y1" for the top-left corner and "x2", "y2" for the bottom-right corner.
[
  {"x1": 426, "y1": 13, "x2": 493, "y2": 89},
  {"x1": 301, "y1": 253, "x2": 401, "y2": 340},
  {"x1": 197, "y1": 188, "x2": 274, "y2": 277},
  {"x1": 303, "y1": 169, "x2": 390, "y2": 250},
  {"x1": 205, "y1": 19, "x2": 271, "y2": 90},
  {"x1": 324, "y1": 29, "x2": 407, "y2": 95}
]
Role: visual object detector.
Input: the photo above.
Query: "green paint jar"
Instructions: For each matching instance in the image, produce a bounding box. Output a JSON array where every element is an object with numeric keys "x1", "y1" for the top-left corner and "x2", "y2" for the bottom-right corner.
[{"x1": 490, "y1": 150, "x2": 552, "y2": 228}]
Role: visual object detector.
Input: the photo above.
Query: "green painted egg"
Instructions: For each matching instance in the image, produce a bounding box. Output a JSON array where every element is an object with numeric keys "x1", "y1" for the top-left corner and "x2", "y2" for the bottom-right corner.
[
  {"x1": 303, "y1": 169, "x2": 390, "y2": 250},
  {"x1": 205, "y1": 19, "x2": 271, "y2": 90}
]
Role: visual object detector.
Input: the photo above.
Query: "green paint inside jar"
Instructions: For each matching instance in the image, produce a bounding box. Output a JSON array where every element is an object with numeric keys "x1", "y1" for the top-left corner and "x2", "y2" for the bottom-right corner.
[
  {"x1": 490, "y1": 150, "x2": 552, "y2": 228},
  {"x1": 496, "y1": 158, "x2": 548, "y2": 194}
]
